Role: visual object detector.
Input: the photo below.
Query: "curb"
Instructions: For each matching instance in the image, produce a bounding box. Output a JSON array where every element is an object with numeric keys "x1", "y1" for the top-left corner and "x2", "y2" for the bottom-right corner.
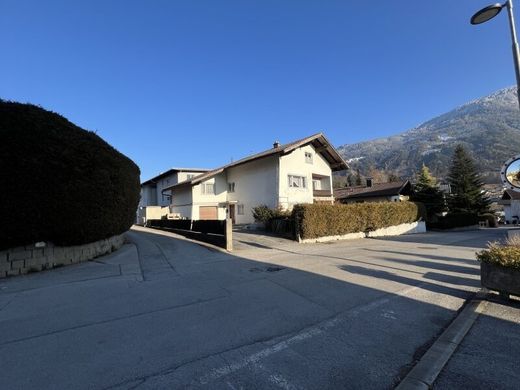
[{"x1": 395, "y1": 289, "x2": 488, "y2": 389}]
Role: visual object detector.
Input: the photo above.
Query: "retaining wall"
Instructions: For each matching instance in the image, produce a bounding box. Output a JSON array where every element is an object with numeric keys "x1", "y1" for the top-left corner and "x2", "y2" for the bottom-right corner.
[
  {"x1": 298, "y1": 221, "x2": 426, "y2": 243},
  {"x1": 0, "y1": 234, "x2": 125, "y2": 278}
]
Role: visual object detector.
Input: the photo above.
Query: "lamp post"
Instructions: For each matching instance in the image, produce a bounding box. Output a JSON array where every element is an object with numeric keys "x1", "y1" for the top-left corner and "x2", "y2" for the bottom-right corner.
[{"x1": 471, "y1": 1, "x2": 520, "y2": 109}]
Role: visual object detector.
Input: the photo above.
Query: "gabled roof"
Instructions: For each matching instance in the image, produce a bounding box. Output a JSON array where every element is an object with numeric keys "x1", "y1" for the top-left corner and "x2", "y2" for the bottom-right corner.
[
  {"x1": 502, "y1": 189, "x2": 520, "y2": 200},
  {"x1": 334, "y1": 181, "x2": 411, "y2": 200},
  {"x1": 164, "y1": 132, "x2": 349, "y2": 192},
  {"x1": 141, "y1": 167, "x2": 209, "y2": 186}
]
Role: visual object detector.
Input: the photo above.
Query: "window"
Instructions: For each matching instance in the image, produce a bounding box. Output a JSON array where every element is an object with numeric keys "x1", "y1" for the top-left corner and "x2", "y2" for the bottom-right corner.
[
  {"x1": 201, "y1": 183, "x2": 215, "y2": 195},
  {"x1": 187, "y1": 174, "x2": 195, "y2": 180},
  {"x1": 288, "y1": 175, "x2": 307, "y2": 188},
  {"x1": 312, "y1": 179, "x2": 321, "y2": 190},
  {"x1": 237, "y1": 204, "x2": 244, "y2": 215},
  {"x1": 305, "y1": 152, "x2": 313, "y2": 164},
  {"x1": 228, "y1": 182, "x2": 235, "y2": 193}
]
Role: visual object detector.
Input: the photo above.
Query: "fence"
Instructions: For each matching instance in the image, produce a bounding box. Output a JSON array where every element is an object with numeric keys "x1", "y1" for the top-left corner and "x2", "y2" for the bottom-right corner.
[{"x1": 146, "y1": 218, "x2": 232, "y2": 251}]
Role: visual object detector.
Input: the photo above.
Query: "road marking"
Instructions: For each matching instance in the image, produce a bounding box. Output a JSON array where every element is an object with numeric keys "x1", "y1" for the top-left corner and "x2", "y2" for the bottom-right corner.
[{"x1": 195, "y1": 284, "x2": 423, "y2": 386}]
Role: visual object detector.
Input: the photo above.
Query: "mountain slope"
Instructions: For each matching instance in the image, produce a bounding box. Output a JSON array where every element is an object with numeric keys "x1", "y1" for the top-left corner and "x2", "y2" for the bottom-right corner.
[{"x1": 337, "y1": 87, "x2": 520, "y2": 183}]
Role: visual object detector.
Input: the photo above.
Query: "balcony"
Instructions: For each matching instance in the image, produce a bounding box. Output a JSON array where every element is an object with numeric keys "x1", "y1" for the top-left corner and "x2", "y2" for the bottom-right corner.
[{"x1": 313, "y1": 189, "x2": 333, "y2": 197}]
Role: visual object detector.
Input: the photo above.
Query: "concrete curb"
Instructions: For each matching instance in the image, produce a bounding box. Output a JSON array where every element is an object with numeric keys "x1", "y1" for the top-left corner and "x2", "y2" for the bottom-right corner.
[{"x1": 395, "y1": 290, "x2": 488, "y2": 389}]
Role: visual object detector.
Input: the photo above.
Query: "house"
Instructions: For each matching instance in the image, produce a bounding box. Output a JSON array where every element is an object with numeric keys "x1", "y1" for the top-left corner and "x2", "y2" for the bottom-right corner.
[
  {"x1": 498, "y1": 189, "x2": 520, "y2": 224},
  {"x1": 137, "y1": 167, "x2": 208, "y2": 224},
  {"x1": 334, "y1": 180, "x2": 412, "y2": 203},
  {"x1": 163, "y1": 133, "x2": 349, "y2": 224}
]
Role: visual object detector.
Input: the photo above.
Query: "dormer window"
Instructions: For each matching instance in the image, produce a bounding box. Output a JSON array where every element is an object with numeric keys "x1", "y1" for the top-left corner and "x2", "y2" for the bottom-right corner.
[{"x1": 305, "y1": 152, "x2": 313, "y2": 164}]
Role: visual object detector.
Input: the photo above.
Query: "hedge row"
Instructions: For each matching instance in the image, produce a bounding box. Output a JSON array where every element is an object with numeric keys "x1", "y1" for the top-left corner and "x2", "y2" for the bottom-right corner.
[
  {"x1": 427, "y1": 212, "x2": 479, "y2": 230},
  {"x1": 293, "y1": 202, "x2": 424, "y2": 240},
  {"x1": 0, "y1": 101, "x2": 140, "y2": 250}
]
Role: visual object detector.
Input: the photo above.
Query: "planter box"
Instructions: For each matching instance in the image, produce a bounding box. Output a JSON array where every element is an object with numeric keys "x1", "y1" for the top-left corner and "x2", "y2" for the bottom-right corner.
[{"x1": 481, "y1": 262, "x2": 520, "y2": 298}]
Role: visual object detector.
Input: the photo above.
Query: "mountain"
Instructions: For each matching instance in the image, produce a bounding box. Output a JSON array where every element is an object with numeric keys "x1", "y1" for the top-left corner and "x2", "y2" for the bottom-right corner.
[{"x1": 337, "y1": 86, "x2": 520, "y2": 183}]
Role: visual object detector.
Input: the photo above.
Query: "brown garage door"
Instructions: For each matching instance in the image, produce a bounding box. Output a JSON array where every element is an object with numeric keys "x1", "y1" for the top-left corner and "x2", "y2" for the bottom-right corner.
[{"x1": 199, "y1": 206, "x2": 218, "y2": 220}]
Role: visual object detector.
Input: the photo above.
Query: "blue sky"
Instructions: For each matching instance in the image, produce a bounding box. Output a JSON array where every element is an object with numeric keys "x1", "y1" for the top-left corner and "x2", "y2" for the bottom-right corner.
[{"x1": 1, "y1": 1, "x2": 517, "y2": 180}]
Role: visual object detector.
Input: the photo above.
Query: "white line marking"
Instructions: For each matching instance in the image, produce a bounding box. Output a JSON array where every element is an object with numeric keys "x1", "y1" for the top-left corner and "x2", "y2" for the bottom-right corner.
[{"x1": 196, "y1": 284, "x2": 422, "y2": 386}]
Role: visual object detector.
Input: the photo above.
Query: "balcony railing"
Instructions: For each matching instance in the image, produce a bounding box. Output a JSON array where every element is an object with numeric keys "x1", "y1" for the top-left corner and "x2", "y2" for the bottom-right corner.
[{"x1": 313, "y1": 189, "x2": 333, "y2": 197}]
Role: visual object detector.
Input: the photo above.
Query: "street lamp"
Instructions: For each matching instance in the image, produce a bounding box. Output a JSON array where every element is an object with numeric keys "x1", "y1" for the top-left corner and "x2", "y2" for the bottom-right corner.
[{"x1": 471, "y1": 1, "x2": 520, "y2": 109}]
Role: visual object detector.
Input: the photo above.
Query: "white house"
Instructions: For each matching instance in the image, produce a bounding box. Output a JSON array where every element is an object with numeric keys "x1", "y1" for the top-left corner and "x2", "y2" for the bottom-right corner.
[
  {"x1": 164, "y1": 133, "x2": 349, "y2": 225},
  {"x1": 499, "y1": 189, "x2": 520, "y2": 224},
  {"x1": 137, "y1": 167, "x2": 208, "y2": 224}
]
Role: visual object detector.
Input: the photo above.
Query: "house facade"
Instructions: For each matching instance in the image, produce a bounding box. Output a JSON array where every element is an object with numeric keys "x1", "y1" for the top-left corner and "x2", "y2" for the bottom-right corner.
[
  {"x1": 137, "y1": 167, "x2": 208, "y2": 224},
  {"x1": 165, "y1": 133, "x2": 348, "y2": 225},
  {"x1": 499, "y1": 189, "x2": 520, "y2": 224}
]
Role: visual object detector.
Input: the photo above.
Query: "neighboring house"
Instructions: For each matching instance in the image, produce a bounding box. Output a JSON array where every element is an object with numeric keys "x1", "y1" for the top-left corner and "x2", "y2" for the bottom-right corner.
[
  {"x1": 499, "y1": 189, "x2": 520, "y2": 224},
  {"x1": 137, "y1": 167, "x2": 208, "y2": 224},
  {"x1": 334, "y1": 180, "x2": 412, "y2": 203},
  {"x1": 164, "y1": 133, "x2": 348, "y2": 224}
]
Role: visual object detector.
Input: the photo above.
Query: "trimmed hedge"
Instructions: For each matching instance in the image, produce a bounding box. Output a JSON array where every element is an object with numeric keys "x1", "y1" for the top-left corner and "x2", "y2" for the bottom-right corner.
[
  {"x1": 0, "y1": 101, "x2": 140, "y2": 249},
  {"x1": 427, "y1": 212, "x2": 479, "y2": 230},
  {"x1": 293, "y1": 202, "x2": 424, "y2": 240}
]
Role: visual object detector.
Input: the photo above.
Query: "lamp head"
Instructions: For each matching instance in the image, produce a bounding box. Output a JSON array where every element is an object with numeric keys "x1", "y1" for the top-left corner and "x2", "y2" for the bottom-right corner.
[{"x1": 471, "y1": 3, "x2": 505, "y2": 24}]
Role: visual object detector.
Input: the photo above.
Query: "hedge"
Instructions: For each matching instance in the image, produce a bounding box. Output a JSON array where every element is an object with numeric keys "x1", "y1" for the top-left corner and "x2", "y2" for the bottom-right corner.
[
  {"x1": 427, "y1": 212, "x2": 479, "y2": 230},
  {"x1": 0, "y1": 100, "x2": 140, "y2": 249},
  {"x1": 293, "y1": 202, "x2": 424, "y2": 240}
]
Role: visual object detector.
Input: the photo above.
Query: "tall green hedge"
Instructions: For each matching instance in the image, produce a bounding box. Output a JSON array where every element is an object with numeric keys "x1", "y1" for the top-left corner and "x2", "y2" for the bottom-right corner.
[
  {"x1": 0, "y1": 100, "x2": 140, "y2": 249},
  {"x1": 293, "y1": 202, "x2": 425, "y2": 240}
]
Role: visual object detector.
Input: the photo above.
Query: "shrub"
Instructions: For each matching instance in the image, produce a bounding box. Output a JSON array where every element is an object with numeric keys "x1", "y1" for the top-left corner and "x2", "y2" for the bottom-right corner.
[
  {"x1": 292, "y1": 202, "x2": 424, "y2": 240},
  {"x1": 476, "y1": 240, "x2": 520, "y2": 269},
  {"x1": 427, "y1": 212, "x2": 479, "y2": 230},
  {"x1": 0, "y1": 100, "x2": 140, "y2": 249},
  {"x1": 252, "y1": 205, "x2": 274, "y2": 223},
  {"x1": 479, "y1": 213, "x2": 497, "y2": 228}
]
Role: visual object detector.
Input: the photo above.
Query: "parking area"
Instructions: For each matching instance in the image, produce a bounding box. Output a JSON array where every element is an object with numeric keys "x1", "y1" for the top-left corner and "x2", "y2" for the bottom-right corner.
[{"x1": 0, "y1": 226, "x2": 511, "y2": 389}]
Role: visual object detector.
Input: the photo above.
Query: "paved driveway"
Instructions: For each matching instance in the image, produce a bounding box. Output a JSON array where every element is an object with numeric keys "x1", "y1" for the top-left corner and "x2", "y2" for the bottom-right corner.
[{"x1": 0, "y1": 226, "x2": 509, "y2": 389}]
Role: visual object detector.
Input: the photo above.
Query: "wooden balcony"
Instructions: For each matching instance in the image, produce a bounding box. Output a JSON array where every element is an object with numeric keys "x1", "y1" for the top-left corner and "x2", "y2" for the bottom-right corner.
[{"x1": 313, "y1": 189, "x2": 333, "y2": 197}]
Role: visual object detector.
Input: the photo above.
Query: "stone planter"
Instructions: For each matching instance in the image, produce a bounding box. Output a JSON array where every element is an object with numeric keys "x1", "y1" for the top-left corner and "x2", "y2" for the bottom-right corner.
[{"x1": 481, "y1": 261, "x2": 520, "y2": 299}]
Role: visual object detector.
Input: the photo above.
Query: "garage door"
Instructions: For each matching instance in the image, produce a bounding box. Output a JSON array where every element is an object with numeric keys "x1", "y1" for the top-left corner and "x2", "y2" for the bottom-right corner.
[{"x1": 199, "y1": 206, "x2": 218, "y2": 220}]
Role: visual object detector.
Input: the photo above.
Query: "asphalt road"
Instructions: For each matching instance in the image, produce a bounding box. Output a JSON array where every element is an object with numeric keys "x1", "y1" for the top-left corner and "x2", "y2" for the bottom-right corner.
[{"x1": 0, "y1": 227, "x2": 509, "y2": 389}]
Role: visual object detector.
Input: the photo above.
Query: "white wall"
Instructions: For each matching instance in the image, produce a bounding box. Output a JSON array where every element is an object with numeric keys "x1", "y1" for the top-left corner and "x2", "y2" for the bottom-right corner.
[
  {"x1": 504, "y1": 200, "x2": 520, "y2": 223},
  {"x1": 278, "y1": 144, "x2": 332, "y2": 210},
  {"x1": 227, "y1": 156, "x2": 279, "y2": 224},
  {"x1": 170, "y1": 185, "x2": 193, "y2": 219},
  {"x1": 191, "y1": 174, "x2": 228, "y2": 220},
  {"x1": 138, "y1": 185, "x2": 158, "y2": 208}
]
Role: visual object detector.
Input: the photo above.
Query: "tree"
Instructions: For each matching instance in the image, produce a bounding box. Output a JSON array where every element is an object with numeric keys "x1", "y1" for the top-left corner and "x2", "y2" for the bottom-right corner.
[
  {"x1": 355, "y1": 169, "x2": 362, "y2": 186},
  {"x1": 411, "y1": 164, "x2": 446, "y2": 221},
  {"x1": 447, "y1": 145, "x2": 490, "y2": 214}
]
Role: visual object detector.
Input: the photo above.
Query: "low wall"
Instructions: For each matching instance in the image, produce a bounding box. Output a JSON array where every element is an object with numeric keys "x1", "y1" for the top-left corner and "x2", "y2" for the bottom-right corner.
[
  {"x1": 0, "y1": 234, "x2": 125, "y2": 278},
  {"x1": 298, "y1": 221, "x2": 425, "y2": 244}
]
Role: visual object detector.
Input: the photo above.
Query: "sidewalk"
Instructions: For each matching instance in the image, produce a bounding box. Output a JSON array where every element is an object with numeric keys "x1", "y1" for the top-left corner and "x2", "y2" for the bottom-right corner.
[{"x1": 433, "y1": 294, "x2": 520, "y2": 389}]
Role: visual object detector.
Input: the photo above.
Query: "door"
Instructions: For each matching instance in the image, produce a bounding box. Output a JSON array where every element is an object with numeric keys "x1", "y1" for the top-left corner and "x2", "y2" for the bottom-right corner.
[
  {"x1": 199, "y1": 206, "x2": 218, "y2": 220},
  {"x1": 229, "y1": 204, "x2": 236, "y2": 224}
]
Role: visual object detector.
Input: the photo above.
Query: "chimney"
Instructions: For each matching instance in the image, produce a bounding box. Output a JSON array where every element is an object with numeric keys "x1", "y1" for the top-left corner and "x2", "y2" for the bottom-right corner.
[
  {"x1": 273, "y1": 141, "x2": 281, "y2": 149},
  {"x1": 366, "y1": 177, "x2": 373, "y2": 188}
]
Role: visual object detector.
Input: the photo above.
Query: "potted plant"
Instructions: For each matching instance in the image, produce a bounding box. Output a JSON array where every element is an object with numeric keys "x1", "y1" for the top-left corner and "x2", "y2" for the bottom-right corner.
[{"x1": 476, "y1": 235, "x2": 520, "y2": 299}]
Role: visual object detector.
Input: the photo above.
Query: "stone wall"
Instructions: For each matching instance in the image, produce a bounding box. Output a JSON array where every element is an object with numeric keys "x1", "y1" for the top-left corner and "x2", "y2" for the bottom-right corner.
[
  {"x1": 298, "y1": 221, "x2": 426, "y2": 243},
  {"x1": 0, "y1": 234, "x2": 125, "y2": 278}
]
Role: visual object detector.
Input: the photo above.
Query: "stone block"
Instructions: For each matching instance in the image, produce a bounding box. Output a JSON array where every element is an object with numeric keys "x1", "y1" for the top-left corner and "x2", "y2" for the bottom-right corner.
[
  {"x1": 9, "y1": 250, "x2": 31, "y2": 261},
  {"x1": 7, "y1": 269, "x2": 20, "y2": 277},
  {"x1": 0, "y1": 270, "x2": 6, "y2": 278},
  {"x1": 0, "y1": 251, "x2": 8, "y2": 262},
  {"x1": 10, "y1": 259, "x2": 25, "y2": 270},
  {"x1": 32, "y1": 248, "x2": 44, "y2": 258},
  {"x1": 25, "y1": 257, "x2": 46, "y2": 269},
  {"x1": 0, "y1": 261, "x2": 11, "y2": 273}
]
